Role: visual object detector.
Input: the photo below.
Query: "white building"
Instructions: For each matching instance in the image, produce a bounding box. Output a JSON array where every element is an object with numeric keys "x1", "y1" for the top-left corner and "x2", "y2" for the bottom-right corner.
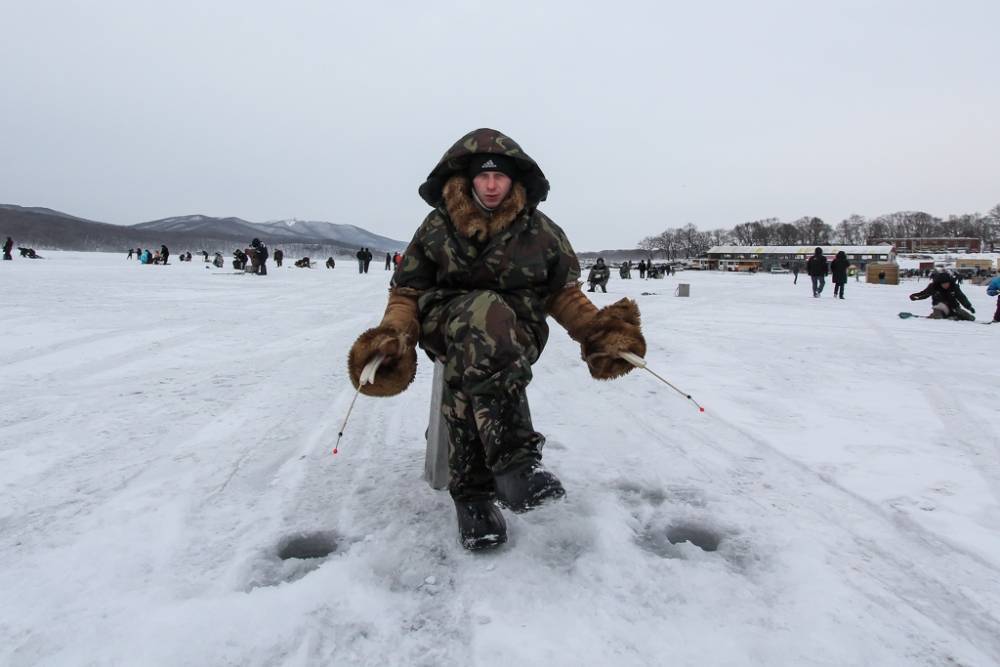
[{"x1": 703, "y1": 245, "x2": 895, "y2": 271}]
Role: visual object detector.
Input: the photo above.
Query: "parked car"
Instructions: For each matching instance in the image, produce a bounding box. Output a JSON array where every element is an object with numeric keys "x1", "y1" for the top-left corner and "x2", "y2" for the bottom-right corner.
[{"x1": 769, "y1": 266, "x2": 790, "y2": 274}]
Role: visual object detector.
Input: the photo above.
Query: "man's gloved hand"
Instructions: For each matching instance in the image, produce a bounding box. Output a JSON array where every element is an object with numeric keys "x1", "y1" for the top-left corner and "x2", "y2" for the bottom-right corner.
[
  {"x1": 909, "y1": 294, "x2": 919, "y2": 301},
  {"x1": 969, "y1": 306, "x2": 976, "y2": 314},
  {"x1": 347, "y1": 290, "x2": 420, "y2": 397},
  {"x1": 347, "y1": 326, "x2": 417, "y2": 397},
  {"x1": 580, "y1": 299, "x2": 646, "y2": 380},
  {"x1": 549, "y1": 288, "x2": 646, "y2": 380}
]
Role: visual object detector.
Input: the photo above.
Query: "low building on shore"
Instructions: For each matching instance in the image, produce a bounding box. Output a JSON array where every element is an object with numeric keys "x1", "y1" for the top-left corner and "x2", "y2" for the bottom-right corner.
[
  {"x1": 703, "y1": 245, "x2": 896, "y2": 271},
  {"x1": 869, "y1": 237, "x2": 982, "y2": 253}
]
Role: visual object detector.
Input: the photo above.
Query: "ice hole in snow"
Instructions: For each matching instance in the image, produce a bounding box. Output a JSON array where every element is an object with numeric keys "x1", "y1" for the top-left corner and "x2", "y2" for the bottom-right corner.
[
  {"x1": 666, "y1": 525, "x2": 721, "y2": 552},
  {"x1": 278, "y1": 532, "x2": 338, "y2": 560}
]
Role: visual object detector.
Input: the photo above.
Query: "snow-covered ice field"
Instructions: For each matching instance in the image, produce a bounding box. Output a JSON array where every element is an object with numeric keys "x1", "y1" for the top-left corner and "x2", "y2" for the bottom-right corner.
[{"x1": 2, "y1": 251, "x2": 999, "y2": 666}]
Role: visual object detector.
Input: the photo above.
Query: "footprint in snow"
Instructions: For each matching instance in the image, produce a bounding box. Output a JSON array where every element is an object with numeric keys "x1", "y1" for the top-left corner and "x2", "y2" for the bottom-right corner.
[{"x1": 616, "y1": 481, "x2": 706, "y2": 508}]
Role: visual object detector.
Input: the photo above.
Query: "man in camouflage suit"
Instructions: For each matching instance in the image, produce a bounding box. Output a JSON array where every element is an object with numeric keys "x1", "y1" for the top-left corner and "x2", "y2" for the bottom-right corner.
[
  {"x1": 348, "y1": 128, "x2": 645, "y2": 550},
  {"x1": 587, "y1": 258, "x2": 611, "y2": 292}
]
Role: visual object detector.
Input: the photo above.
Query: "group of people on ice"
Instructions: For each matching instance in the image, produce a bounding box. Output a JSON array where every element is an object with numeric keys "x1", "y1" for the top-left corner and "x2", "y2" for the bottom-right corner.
[
  {"x1": 804, "y1": 247, "x2": 852, "y2": 299},
  {"x1": 129, "y1": 245, "x2": 171, "y2": 264},
  {"x1": 357, "y1": 248, "x2": 403, "y2": 273},
  {"x1": 802, "y1": 245, "x2": 998, "y2": 322},
  {"x1": 584, "y1": 258, "x2": 676, "y2": 292},
  {"x1": 122, "y1": 238, "x2": 407, "y2": 275},
  {"x1": 128, "y1": 240, "x2": 275, "y2": 272},
  {"x1": 231, "y1": 239, "x2": 270, "y2": 274},
  {"x1": 3, "y1": 237, "x2": 43, "y2": 259}
]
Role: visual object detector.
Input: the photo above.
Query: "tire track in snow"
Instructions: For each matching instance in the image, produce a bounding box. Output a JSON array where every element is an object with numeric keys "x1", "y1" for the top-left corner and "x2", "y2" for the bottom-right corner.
[
  {"x1": 0, "y1": 328, "x2": 133, "y2": 367},
  {"x1": 3, "y1": 323, "x2": 216, "y2": 384}
]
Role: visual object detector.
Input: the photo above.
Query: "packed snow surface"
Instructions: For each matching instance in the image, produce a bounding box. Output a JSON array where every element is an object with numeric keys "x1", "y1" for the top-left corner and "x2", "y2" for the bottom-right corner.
[{"x1": 2, "y1": 252, "x2": 999, "y2": 666}]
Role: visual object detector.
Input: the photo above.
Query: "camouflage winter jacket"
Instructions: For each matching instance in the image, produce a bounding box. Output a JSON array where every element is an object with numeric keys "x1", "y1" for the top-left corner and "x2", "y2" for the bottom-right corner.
[
  {"x1": 393, "y1": 128, "x2": 581, "y2": 360},
  {"x1": 587, "y1": 263, "x2": 610, "y2": 284}
]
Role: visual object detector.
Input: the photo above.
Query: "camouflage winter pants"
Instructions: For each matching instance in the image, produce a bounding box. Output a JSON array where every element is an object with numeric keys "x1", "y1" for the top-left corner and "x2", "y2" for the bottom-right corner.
[{"x1": 421, "y1": 290, "x2": 545, "y2": 500}]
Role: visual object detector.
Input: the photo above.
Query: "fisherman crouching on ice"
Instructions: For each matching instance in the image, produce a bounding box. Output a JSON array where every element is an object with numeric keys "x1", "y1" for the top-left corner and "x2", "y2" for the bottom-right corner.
[
  {"x1": 347, "y1": 128, "x2": 646, "y2": 551},
  {"x1": 909, "y1": 271, "x2": 975, "y2": 321}
]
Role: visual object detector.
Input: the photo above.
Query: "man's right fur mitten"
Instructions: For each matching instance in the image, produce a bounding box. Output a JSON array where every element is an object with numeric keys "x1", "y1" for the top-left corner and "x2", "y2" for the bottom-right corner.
[{"x1": 347, "y1": 290, "x2": 420, "y2": 396}]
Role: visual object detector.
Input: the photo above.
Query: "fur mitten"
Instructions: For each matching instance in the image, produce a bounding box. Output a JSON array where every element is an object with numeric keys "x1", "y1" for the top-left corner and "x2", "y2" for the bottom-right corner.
[
  {"x1": 548, "y1": 286, "x2": 645, "y2": 380},
  {"x1": 579, "y1": 298, "x2": 646, "y2": 379},
  {"x1": 347, "y1": 290, "x2": 420, "y2": 396},
  {"x1": 347, "y1": 325, "x2": 417, "y2": 396}
]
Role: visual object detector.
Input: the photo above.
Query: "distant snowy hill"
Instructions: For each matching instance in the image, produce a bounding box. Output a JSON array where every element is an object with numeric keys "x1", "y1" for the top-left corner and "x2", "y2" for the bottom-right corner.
[
  {"x1": 1, "y1": 205, "x2": 407, "y2": 254},
  {"x1": 133, "y1": 215, "x2": 406, "y2": 250},
  {"x1": 257, "y1": 218, "x2": 405, "y2": 250},
  {"x1": 0, "y1": 203, "x2": 93, "y2": 223},
  {"x1": 133, "y1": 214, "x2": 269, "y2": 239}
]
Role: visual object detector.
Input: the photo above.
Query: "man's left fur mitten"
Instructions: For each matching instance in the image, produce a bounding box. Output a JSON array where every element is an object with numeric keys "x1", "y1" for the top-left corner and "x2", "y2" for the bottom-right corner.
[{"x1": 548, "y1": 286, "x2": 646, "y2": 380}]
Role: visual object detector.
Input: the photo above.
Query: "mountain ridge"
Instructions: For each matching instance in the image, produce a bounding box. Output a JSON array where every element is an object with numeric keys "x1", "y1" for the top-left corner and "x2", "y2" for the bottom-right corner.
[{"x1": 1, "y1": 205, "x2": 407, "y2": 254}]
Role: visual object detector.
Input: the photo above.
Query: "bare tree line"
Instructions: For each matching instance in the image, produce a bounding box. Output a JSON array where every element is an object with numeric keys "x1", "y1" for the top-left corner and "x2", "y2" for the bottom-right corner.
[{"x1": 638, "y1": 204, "x2": 1000, "y2": 259}]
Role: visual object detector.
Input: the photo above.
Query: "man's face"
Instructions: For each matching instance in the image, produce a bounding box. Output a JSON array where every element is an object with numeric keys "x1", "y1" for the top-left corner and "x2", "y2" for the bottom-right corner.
[
  {"x1": 472, "y1": 171, "x2": 512, "y2": 209},
  {"x1": 941, "y1": 281, "x2": 951, "y2": 289}
]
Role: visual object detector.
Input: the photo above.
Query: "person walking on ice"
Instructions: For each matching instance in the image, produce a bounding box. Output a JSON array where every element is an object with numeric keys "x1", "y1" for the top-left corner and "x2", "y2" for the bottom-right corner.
[
  {"x1": 806, "y1": 247, "x2": 828, "y2": 297},
  {"x1": 347, "y1": 128, "x2": 646, "y2": 551},
  {"x1": 830, "y1": 251, "x2": 849, "y2": 299}
]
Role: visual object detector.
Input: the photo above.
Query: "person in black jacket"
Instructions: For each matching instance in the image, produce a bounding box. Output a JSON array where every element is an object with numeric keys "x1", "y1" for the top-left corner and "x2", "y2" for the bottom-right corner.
[
  {"x1": 233, "y1": 248, "x2": 247, "y2": 270},
  {"x1": 805, "y1": 247, "x2": 828, "y2": 297},
  {"x1": 251, "y1": 238, "x2": 268, "y2": 275},
  {"x1": 3, "y1": 237, "x2": 13, "y2": 260},
  {"x1": 160, "y1": 244, "x2": 170, "y2": 265},
  {"x1": 830, "y1": 251, "x2": 850, "y2": 299},
  {"x1": 909, "y1": 272, "x2": 975, "y2": 320},
  {"x1": 273, "y1": 248, "x2": 284, "y2": 267}
]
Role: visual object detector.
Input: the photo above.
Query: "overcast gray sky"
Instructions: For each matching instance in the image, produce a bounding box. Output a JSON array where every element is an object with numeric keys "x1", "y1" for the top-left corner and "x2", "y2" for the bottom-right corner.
[{"x1": 1, "y1": 0, "x2": 997, "y2": 250}]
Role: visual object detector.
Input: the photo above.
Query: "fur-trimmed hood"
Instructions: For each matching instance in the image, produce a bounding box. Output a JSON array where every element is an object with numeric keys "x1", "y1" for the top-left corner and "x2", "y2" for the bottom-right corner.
[
  {"x1": 418, "y1": 128, "x2": 549, "y2": 209},
  {"x1": 441, "y1": 175, "x2": 527, "y2": 242}
]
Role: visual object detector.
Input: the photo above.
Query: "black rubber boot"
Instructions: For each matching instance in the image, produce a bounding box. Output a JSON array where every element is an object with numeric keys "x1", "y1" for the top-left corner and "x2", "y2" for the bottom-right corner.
[
  {"x1": 494, "y1": 463, "x2": 566, "y2": 513},
  {"x1": 454, "y1": 499, "x2": 507, "y2": 551}
]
